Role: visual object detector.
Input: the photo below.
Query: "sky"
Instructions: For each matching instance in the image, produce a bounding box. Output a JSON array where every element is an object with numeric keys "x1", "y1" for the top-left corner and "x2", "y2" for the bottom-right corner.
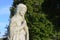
[{"x1": 0, "y1": 0, "x2": 13, "y2": 38}]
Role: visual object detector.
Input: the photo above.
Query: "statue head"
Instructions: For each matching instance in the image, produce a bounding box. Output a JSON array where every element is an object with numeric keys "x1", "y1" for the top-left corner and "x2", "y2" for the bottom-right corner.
[{"x1": 16, "y1": 3, "x2": 27, "y2": 16}]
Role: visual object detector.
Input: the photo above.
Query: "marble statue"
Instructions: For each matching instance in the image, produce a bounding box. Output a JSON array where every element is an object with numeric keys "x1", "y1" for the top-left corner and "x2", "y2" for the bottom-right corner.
[{"x1": 9, "y1": 3, "x2": 29, "y2": 40}]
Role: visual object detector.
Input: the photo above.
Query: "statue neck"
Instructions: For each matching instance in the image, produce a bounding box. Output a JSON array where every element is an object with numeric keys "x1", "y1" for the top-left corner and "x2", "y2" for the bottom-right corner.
[{"x1": 16, "y1": 13, "x2": 25, "y2": 19}]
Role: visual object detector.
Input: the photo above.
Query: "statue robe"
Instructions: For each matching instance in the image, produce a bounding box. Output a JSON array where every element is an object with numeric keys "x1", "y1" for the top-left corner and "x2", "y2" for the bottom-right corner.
[{"x1": 9, "y1": 15, "x2": 27, "y2": 40}]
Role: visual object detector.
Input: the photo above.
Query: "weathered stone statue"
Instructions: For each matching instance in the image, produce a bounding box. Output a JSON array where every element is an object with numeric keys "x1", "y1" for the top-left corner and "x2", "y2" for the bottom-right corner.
[{"x1": 9, "y1": 3, "x2": 29, "y2": 40}]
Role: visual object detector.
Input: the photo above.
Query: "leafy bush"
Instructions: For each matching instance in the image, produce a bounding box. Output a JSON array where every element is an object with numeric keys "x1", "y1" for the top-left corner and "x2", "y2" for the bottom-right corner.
[{"x1": 10, "y1": 0, "x2": 55, "y2": 40}]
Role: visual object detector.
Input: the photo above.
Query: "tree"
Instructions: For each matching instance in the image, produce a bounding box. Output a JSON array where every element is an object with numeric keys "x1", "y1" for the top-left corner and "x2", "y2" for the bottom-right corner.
[{"x1": 10, "y1": 0, "x2": 55, "y2": 40}]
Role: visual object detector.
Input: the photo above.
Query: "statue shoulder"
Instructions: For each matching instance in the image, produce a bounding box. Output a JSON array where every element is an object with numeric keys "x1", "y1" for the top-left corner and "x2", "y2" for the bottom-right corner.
[{"x1": 11, "y1": 15, "x2": 17, "y2": 22}]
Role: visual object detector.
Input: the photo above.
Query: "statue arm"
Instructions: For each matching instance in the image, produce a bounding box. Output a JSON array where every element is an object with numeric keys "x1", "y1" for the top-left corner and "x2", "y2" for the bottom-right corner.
[
  {"x1": 18, "y1": 20, "x2": 29, "y2": 40},
  {"x1": 23, "y1": 21, "x2": 29, "y2": 40},
  {"x1": 24, "y1": 26, "x2": 29, "y2": 40}
]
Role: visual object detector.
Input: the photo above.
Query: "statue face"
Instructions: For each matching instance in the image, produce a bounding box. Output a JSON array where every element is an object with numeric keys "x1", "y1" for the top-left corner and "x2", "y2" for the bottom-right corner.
[
  {"x1": 20, "y1": 6, "x2": 27, "y2": 16},
  {"x1": 17, "y1": 4, "x2": 27, "y2": 16}
]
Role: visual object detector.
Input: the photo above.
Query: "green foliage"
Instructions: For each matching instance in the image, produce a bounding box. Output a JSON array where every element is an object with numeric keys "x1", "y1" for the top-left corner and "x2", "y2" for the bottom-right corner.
[
  {"x1": 10, "y1": 0, "x2": 55, "y2": 40},
  {"x1": 10, "y1": 7, "x2": 16, "y2": 18},
  {"x1": 25, "y1": 13, "x2": 54, "y2": 40}
]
